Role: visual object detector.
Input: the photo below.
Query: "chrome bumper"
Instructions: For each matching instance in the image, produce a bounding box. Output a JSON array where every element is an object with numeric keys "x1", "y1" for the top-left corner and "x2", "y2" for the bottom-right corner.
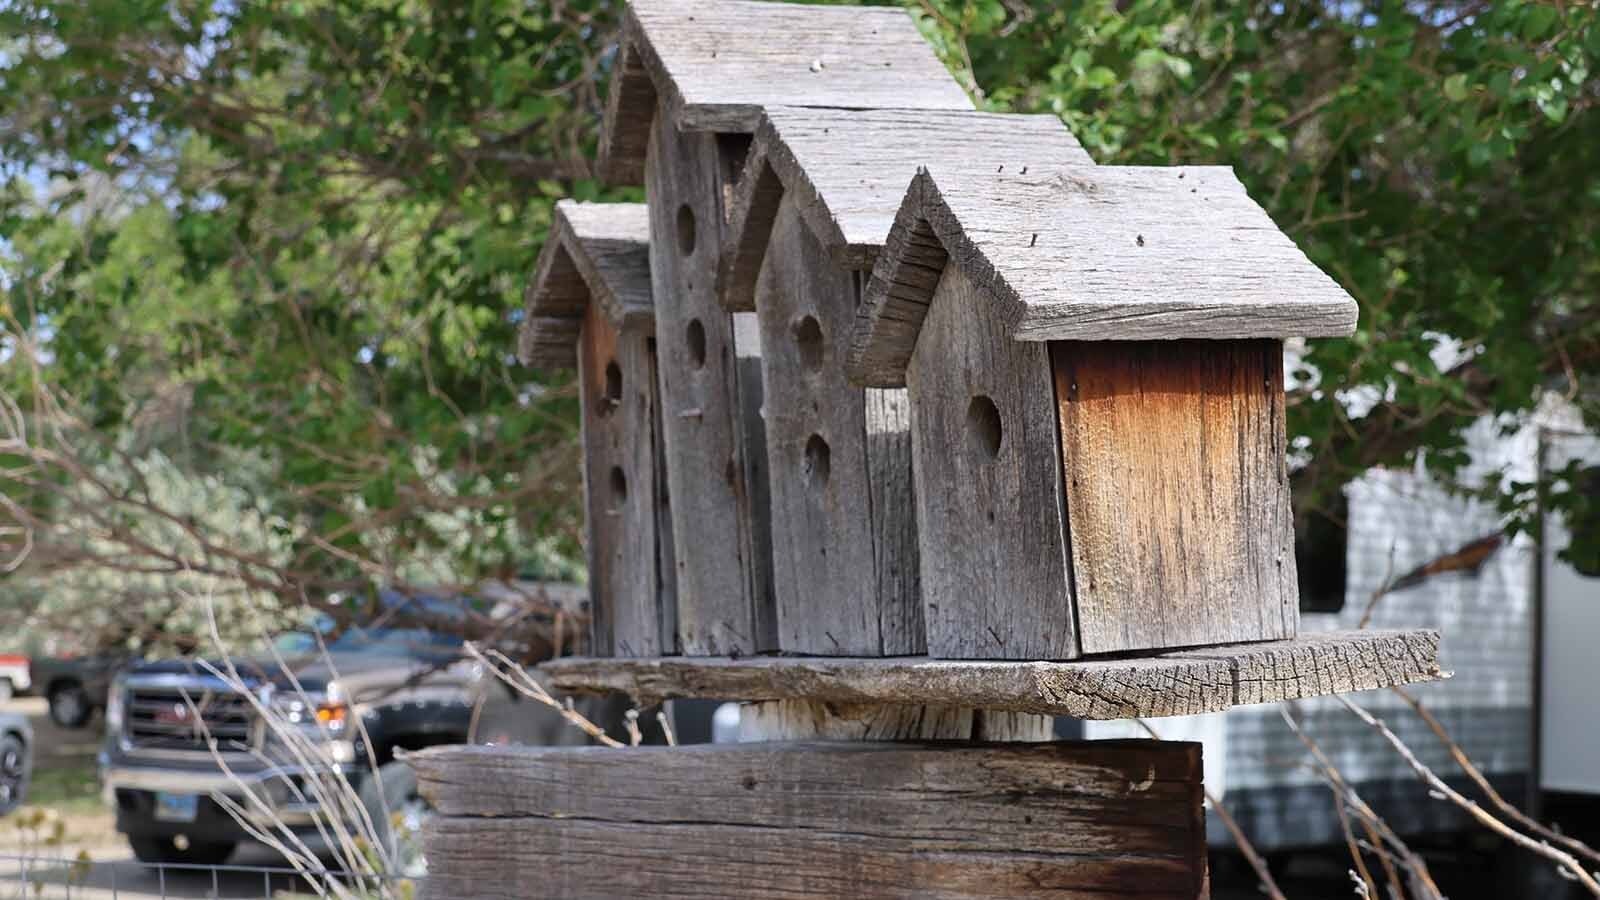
[{"x1": 101, "y1": 759, "x2": 360, "y2": 829}]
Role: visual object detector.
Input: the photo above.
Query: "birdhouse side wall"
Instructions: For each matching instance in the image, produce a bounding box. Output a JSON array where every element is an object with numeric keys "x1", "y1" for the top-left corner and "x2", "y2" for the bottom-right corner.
[
  {"x1": 578, "y1": 305, "x2": 672, "y2": 656},
  {"x1": 755, "y1": 194, "x2": 922, "y2": 656},
  {"x1": 645, "y1": 106, "x2": 775, "y2": 656},
  {"x1": 905, "y1": 265, "x2": 1077, "y2": 660},
  {"x1": 1051, "y1": 339, "x2": 1300, "y2": 654}
]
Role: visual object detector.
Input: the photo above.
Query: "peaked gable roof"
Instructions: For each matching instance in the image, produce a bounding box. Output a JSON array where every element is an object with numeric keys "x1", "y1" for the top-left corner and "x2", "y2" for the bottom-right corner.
[
  {"x1": 520, "y1": 201, "x2": 653, "y2": 369},
  {"x1": 848, "y1": 165, "x2": 1360, "y2": 388},
  {"x1": 718, "y1": 106, "x2": 1093, "y2": 310},
  {"x1": 598, "y1": 0, "x2": 973, "y2": 185}
]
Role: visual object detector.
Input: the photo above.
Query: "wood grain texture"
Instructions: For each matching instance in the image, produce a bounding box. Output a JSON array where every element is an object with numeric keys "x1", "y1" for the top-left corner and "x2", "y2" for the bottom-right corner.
[
  {"x1": 647, "y1": 107, "x2": 773, "y2": 655},
  {"x1": 850, "y1": 166, "x2": 1359, "y2": 388},
  {"x1": 1053, "y1": 340, "x2": 1298, "y2": 654},
  {"x1": 521, "y1": 201, "x2": 653, "y2": 369},
  {"x1": 736, "y1": 699, "x2": 1051, "y2": 742},
  {"x1": 733, "y1": 311, "x2": 780, "y2": 651},
  {"x1": 540, "y1": 629, "x2": 1447, "y2": 720},
  {"x1": 578, "y1": 307, "x2": 672, "y2": 657},
  {"x1": 908, "y1": 264, "x2": 1075, "y2": 659},
  {"x1": 416, "y1": 739, "x2": 1207, "y2": 900},
  {"x1": 721, "y1": 108, "x2": 1091, "y2": 308},
  {"x1": 755, "y1": 195, "x2": 921, "y2": 656},
  {"x1": 597, "y1": 39, "x2": 655, "y2": 186},
  {"x1": 599, "y1": 0, "x2": 973, "y2": 186}
]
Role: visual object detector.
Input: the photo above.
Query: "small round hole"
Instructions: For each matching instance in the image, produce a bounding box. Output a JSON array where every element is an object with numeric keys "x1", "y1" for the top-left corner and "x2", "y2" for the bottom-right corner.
[
  {"x1": 609, "y1": 466, "x2": 628, "y2": 503},
  {"x1": 804, "y1": 434, "x2": 831, "y2": 491},
  {"x1": 676, "y1": 204, "x2": 696, "y2": 256},
  {"x1": 685, "y1": 319, "x2": 707, "y2": 369},
  {"x1": 967, "y1": 395, "x2": 1003, "y2": 459},
  {"x1": 793, "y1": 315, "x2": 825, "y2": 373},
  {"x1": 599, "y1": 360, "x2": 622, "y2": 414}
]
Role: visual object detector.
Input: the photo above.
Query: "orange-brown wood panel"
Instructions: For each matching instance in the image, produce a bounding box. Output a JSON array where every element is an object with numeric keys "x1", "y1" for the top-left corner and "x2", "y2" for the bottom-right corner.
[{"x1": 1052, "y1": 339, "x2": 1298, "y2": 655}]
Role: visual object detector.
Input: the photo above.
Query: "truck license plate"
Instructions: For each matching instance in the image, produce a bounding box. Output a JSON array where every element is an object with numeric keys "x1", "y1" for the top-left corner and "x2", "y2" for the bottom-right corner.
[{"x1": 154, "y1": 792, "x2": 199, "y2": 823}]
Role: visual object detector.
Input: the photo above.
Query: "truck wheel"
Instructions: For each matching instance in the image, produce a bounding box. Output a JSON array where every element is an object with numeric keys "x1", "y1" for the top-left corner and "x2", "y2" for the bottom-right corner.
[
  {"x1": 129, "y1": 836, "x2": 236, "y2": 866},
  {"x1": 0, "y1": 734, "x2": 28, "y2": 815},
  {"x1": 48, "y1": 683, "x2": 92, "y2": 729},
  {"x1": 358, "y1": 759, "x2": 429, "y2": 877}
]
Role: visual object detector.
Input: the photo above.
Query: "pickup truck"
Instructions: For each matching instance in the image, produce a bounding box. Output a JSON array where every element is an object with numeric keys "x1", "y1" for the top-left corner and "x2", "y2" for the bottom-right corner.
[
  {"x1": 98, "y1": 605, "x2": 488, "y2": 872},
  {"x1": 30, "y1": 654, "x2": 126, "y2": 728},
  {"x1": 0, "y1": 655, "x2": 29, "y2": 703}
]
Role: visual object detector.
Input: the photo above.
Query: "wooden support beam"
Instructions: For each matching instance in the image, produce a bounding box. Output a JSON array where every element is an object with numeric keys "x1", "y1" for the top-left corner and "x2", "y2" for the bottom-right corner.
[
  {"x1": 541, "y1": 629, "x2": 1447, "y2": 720},
  {"x1": 415, "y1": 740, "x2": 1208, "y2": 899}
]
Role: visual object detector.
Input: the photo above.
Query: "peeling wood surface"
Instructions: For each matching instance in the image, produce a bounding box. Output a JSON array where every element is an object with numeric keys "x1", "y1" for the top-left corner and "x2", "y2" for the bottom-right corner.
[
  {"x1": 1054, "y1": 339, "x2": 1299, "y2": 654},
  {"x1": 540, "y1": 629, "x2": 1447, "y2": 720},
  {"x1": 647, "y1": 107, "x2": 773, "y2": 655},
  {"x1": 850, "y1": 166, "x2": 1359, "y2": 387},
  {"x1": 721, "y1": 108, "x2": 1090, "y2": 308},
  {"x1": 756, "y1": 196, "x2": 921, "y2": 656},
  {"x1": 521, "y1": 201, "x2": 653, "y2": 369},
  {"x1": 416, "y1": 739, "x2": 1207, "y2": 900},
  {"x1": 908, "y1": 265, "x2": 1075, "y2": 659},
  {"x1": 600, "y1": 0, "x2": 973, "y2": 185}
]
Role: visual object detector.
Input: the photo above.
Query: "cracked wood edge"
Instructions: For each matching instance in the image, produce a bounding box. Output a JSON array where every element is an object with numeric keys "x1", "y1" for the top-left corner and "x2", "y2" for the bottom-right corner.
[{"x1": 539, "y1": 629, "x2": 1446, "y2": 720}]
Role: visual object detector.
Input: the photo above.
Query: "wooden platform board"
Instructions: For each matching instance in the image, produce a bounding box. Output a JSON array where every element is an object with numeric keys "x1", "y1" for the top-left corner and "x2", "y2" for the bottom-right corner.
[
  {"x1": 415, "y1": 739, "x2": 1207, "y2": 899},
  {"x1": 541, "y1": 629, "x2": 1446, "y2": 720}
]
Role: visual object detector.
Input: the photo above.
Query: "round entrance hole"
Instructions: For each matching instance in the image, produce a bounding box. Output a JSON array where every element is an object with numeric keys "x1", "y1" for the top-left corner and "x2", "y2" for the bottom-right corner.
[
  {"x1": 793, "y1": 315, "x2": 825, "y2": 373},
  {"x1": 609, "y1": 466, "x2": 628, "y2": 503},
  {"x1": 676, "y1": 204, "x2": 696, "y2": 256},
  {"x1": 966, "y1": 395, "x2": 1003, "y2": 459},
  {"x1": 804, "y1": 434, "x2": 831, "y2": 492},
  {"x1": 686, "y1": 319, "x2": 707, "y2": 369},
  {"x1": 600, "y1": 360, "x2": 622, "y2": 414}
]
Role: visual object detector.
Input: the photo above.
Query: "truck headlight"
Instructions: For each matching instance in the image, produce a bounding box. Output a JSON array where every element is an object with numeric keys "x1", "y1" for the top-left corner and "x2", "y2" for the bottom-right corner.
[
  {"x1": 276, "y1": 682, "x2": 349, "y2": 736},
  {"x1": 104, "y1": 678, "x2": 126, "y2": 732}
]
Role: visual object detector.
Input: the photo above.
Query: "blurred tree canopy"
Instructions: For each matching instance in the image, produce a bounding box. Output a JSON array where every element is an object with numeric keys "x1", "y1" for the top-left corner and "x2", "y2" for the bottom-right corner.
[{"x1": 0, "y1": 0, "x2": 1597, "y2": 641}]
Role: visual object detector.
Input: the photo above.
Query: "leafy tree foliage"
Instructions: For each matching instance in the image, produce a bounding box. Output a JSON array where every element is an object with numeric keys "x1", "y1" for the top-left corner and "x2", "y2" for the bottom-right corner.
[{"x1": 1, "y1": 0, "x2": 1597, "y2": 642}]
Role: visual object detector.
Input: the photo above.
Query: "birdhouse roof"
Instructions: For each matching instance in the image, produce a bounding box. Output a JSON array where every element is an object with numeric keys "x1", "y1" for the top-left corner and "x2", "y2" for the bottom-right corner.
[
  {"x1": 598, "y1": 0, "x2": 973, "y2": 185},
  {"x1": 847, "y1": 166, "x2": 1361, "y2": 387},
  {"x1": 520, "y1": 201, "x2": 653, "y2": 369},
  {"x1": 718, "y1": 106, "x2": 1093, "y2": 310}
]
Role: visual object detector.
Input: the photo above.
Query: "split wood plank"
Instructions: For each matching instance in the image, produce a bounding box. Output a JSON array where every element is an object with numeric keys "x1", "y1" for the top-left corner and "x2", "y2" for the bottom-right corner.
[
  {"x1": 755, "y1": 194, "x2": 921, "y2": 655},
  {"x1": 1053, "y1": 339, "x2": 1299, "y2": 654},
  {"x1": 646, "y1": 106, "x2": 774, "y2": 655},
  {"x1": 599, "y1": 0, "x2": 973, "y2": 186},
  {"x1": 540, "y1": 628, "x2": 1447, "y2": 720},
  {"x1": 908, "y1": 264, "x2": 1075, "y2": 658},
  {"x1": 736, "y1": 699, "x2": 1052, "y2": 742},
  {"x1": 850, "y1": 166, "x2": 1359, "y2": 389},
  {"x1": 415, "y1": 739, "x2": 1207, "y2": 900},
  {"x1": 721, "y1": 107, "x2": 1091, "y2": 304}
]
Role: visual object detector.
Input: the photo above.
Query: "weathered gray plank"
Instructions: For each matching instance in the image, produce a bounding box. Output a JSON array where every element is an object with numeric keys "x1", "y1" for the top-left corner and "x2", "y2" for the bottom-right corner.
[
  {"x1": 908, "y1": 264, "x2": 1075, "y2": 659},
  {"x1": 600, "y1": 0, "x2": 973, "y2": 186},
  {"x1": 850, "y1": 166, "x2": 1359, "y2": 388},
  {"x1": 540, "y1": 629, "x2": 1447, "y2": 720},
  {"x1": 721, "y1": 108, "x2": 1091, "y2": 307},
  {"x1": 733, "y1": 311, "x2": 779, "y2": 651},
  {"x1": 646, "y1": 104, "x2": 772, "y2": 655},
  {"x1": 736, "y1": 700, "x2": 1051, "y2": 742},
  {"x1": 416, "y1": 740, "x2": 1206, "y2": 900},
  {"x1": 755, "y1": 195, "x2": 920, "y2": 656},
  {"x1": 521, "y1": 201, "x2": 653, "y2": 369},
  {"x1": 578, "y1": 307, "x2": 671, "y2": 657},
  {"x1": 1053, "y1": 340, "x2": 1299, "y2": 654}
]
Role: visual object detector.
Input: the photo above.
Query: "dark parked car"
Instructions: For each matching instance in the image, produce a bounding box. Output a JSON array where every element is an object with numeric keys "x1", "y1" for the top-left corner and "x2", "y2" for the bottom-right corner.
[
  {"x1": 30, "y1": 654, "x2": 128, "y2": 729},
  {"x1": 98, "y1": 595, "x2": 486, "y2": 871},
  {"x1": 0, "y1": 712, "x2": 33, "y2": 815}
]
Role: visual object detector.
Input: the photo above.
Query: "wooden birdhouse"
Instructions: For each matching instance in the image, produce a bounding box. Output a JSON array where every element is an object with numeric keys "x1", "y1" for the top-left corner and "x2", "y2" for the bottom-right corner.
[
  {"x1": 849, "y1": 166, "x2": 1359, "y2": 660},
  {"x1": 522, "y1": 200, "x2": 675, "y2": 658},
  {"x1": 601, "y1": 0, "x2": 974, "y2": 655},
  {"x1": 716, "y1": 108, "x2": 1091, "y2": 656}
]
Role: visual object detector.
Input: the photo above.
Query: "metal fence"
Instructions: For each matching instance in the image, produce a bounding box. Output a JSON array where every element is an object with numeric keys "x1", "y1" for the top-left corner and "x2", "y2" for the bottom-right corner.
[{"x1": 0, "y1": 852, "x2": 414, "y2": 899}]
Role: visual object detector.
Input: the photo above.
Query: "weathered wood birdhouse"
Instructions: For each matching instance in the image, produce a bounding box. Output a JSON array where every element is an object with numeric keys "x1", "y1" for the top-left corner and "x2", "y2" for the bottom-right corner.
[
  {"x1": 600, "y1": 0, "x2": 974, "y2": 655},
  {"x1": 521, "y1": 200, "x2": 675, "y2": 657},
  {"x1": 849, "y1": 166, "x2": 1359, "y2": 660},
  {"x1": 716, "y1": 107, "x2": 1092, "y2": 656}
]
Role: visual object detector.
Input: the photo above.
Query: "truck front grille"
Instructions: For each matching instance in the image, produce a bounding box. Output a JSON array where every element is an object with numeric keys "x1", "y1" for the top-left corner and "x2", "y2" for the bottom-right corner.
[{"x1": 125, "y1": 686, "x2": 257, "y2": 752}]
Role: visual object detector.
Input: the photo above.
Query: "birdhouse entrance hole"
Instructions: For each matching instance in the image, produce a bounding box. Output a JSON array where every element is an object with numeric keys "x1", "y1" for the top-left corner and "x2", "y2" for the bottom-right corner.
[{"x1": 966, "y1": 395, "x2": 1003, "y2": 459}]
